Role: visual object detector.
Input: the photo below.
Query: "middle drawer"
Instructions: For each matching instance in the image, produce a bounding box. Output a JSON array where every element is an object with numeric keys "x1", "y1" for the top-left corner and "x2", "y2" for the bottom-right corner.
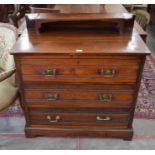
[{"x1": 23, "y1": 85, "x2": 135, "y2": 108}]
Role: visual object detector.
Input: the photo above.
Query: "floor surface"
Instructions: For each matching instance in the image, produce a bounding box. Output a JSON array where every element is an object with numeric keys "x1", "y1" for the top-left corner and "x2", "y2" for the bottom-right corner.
[{"x1": 0, "y1": 117, "x2": 155, "y2": 150}]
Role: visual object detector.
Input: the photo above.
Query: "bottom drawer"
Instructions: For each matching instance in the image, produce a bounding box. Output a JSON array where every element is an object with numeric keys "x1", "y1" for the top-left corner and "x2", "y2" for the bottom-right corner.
[{"x1": 28, "y1": 108, "x2": 130, "y2": 128}]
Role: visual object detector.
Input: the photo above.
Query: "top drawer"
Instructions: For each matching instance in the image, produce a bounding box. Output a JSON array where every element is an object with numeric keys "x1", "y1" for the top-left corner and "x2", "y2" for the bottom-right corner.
[{"x1": 20, "y1": 58, "x2": 140, "y2": 84}]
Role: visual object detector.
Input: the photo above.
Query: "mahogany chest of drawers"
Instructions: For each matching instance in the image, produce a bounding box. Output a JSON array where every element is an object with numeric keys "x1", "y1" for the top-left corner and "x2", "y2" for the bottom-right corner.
[{"x1": 11, "y1": 7, "x2": 150, "y2": 140}]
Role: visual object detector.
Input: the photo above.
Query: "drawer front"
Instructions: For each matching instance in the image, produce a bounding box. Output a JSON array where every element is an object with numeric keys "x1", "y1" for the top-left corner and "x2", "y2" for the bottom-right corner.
[
  {"x1": 29, "y1": 109, "x2": 130, "y2": 128},
  {"x1": 22, "y1": 66, "x2": 137, "y2": 76},
  {"x1": 25, "y1": 89, "x2": 134, "y2": 101},
  {"x1": 24, "y1": 85, "x2": 135, "y2": 108},
  {"x1": 21, "y1": 58, "x2": 140, "y2": 84}
]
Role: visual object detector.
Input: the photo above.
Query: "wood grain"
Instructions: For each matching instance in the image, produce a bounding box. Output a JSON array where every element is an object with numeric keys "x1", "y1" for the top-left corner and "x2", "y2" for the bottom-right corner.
[{"x1": 12, "y1": 4, "x2": 150, "y2": 140}]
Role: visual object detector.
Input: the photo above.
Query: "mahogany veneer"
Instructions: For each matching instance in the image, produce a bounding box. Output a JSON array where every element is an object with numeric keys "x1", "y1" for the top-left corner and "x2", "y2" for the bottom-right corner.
[{"x1": 11, "y1": 4, "x2": 150, "y2": 140}]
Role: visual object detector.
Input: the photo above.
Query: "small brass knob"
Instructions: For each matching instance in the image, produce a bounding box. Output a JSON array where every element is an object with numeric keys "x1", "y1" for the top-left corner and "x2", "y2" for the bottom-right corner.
[
  {"x1": 100, "y1": 69, "x2": 116, "y2": 77},
  {"x1": 46, "y1": 94, "x2": 58, "y2": 101},
  {"x1": 99, "y1": 94, "x2": 112, "y2": 102},
  {"x1": 46, "y1": 115, "x2": 60, "y2": 122},
  {"x1": 44, "y1": 69, "x2": 56, "y2": 76},
  {"x1": 96, "y1": 116, "x2": 111, "y2": 121}
]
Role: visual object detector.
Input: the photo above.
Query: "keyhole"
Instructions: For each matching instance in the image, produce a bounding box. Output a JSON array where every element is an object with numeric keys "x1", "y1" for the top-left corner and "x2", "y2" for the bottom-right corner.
[{"x1": 77, "y1": 60, "x2": 80, "y2": 65}]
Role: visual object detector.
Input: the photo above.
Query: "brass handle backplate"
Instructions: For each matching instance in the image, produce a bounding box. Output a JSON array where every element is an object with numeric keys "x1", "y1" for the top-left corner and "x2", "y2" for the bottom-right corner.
[
  {"x1": 45, "y1": 94, "x2": 58, "y2": 101},
  {"x1": 99, "y1": 94, "x2": 112, "y2": 102},
  {"x1": 100, "y1": 69, "x2": 116, "y2": 77},
  {"x1": 96, "y1": 116, "x2": 111, "y2": 121},
  {"x1": 44, "y1": 69, "x2": 56, "y2": 76},
  {"x1": 46, "y1": 115, "x2": 60, "y2": 122}
]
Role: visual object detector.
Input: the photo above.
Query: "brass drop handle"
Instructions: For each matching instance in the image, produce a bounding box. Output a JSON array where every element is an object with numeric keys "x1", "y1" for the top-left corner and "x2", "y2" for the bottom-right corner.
[
  {"x1": 99, "y1": 94, "x2": 112, "y2": 102},
  {"x1": 46, "y1": 94, "x2": 58, "y2": 101},
  {"x1": 100, "y1": 69, "x2": 116, "y2": 77},
  {"x1": 44, "y1": 69, "x2": 56, "y2": 76},
  {"x1": 96, "y1": 116, "x2": 111, "y2": 121},
  {"x1": 46, "y1": 115, "x2": 60, "y2": 122}
]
